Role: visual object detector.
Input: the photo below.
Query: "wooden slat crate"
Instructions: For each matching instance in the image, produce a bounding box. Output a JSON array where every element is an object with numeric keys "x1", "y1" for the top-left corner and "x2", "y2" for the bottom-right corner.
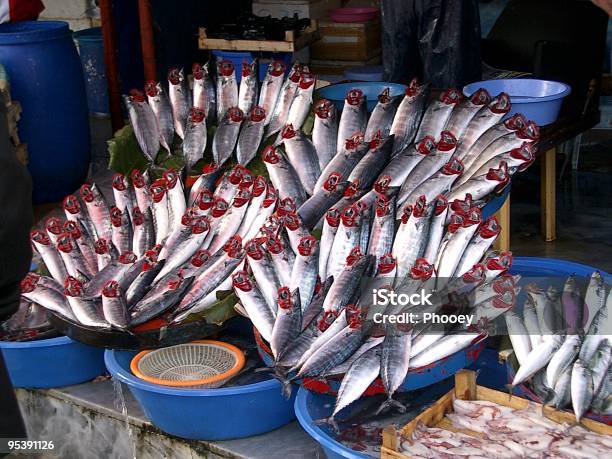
[
  {"x1": 381, "y1": 370, "x2": 612, "y2": 458},
  {"x1": 198, "y1": 20, "x2": 320, "y2": 53},
  {"x1": 311, "y1": 18, "x2": 381, "y2": 61}
]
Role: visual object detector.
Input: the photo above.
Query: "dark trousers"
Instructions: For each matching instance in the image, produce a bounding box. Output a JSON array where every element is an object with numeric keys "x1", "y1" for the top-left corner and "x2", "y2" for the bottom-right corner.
[{"x1": 0, "y1": 349, "x2": 27, "y2": 441}]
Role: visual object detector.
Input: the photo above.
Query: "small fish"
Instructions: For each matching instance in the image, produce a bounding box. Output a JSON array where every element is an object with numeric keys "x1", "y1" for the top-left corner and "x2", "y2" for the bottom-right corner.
[
  {"x1": 315, "y1": 133, "x2": 369, "y2": 195},
  {"x1": 285, "y1": 72, "x2": 315, "y2": 131},
  {"x1": 267, "y1": 63, "x2": 301, "y2": 136},
  {"x1": 258, "y1": 60, "x2": 286, "y2": 125},
  {"x1": 62, "y1": 194, "x2": 97, "y2": 244},
  {"x1": 238, "y1": 60, "x2": 258, "y2": 115},
  {"x1": 318, "y1": 209, "x2": 341, "y2": 282},
  {"x1": 123, "y1": 89, "x2": 160, "y2": 161},
  {"x1": 20, "y1": 273, "x2": 74, "y2": 320},
  {"x1": 454, "y1": 216, "x2": 500, "y2": 277},
  {"x1": 192, "y1": 62, "x2": 216, "y2": 122},
  {"x1": 129, "y1": 275, "x2": 194, "y2": 326},
  {"x1": 546, "y1": 334, "x2": 582, "y2": 389},
  {"x1": 378, "y1": 325, "x2": 412, "y2": 414},
  {"x1": 261, "y1": 145, "x2": 308, "y2": 207},
  {"x1": 63, "y1": 220, "x2": 97, "y2": 275},
  {"x1": 236, "y1": 106, "x2": 266, "y2": 166},
  {"x1": 265, "y1": 235, "x2": 295, "y2": 287},
  {"x1": 323, "y1": 248, "x2": 371, "y2": 313},
  {"x1": 144, "y1": 80, "x2": 174, "y2": 152},
  {"x1": 414, "y1": 88, "x2": 462, "y2": 140},
  {"x1": 168, "y1": 67, "x2": 191, "y2": 139},
  {"x1": 149, "y1": 178, "x2": 170, "y2": 245},
  {"x1": 443, "y1": 87, "x2": 491, "y2": 140},
  {"x1": 280, "y1": 125, "x2": 321, "y2": 195},
  {"x1": 511, "y1": 335, "x2": 563, "y2": 386},
  {"x1": 64, "y1": 276, "x2": 109, "y2": 328},
  {"x1": 571, "y1": 359, "x2": 594, "y2": 422},
  {"x1": 56, "y1": 232, "x2": 92, "y2": 280},
  {"x1": 312, "y1": 99, "x2": 339, "y2": 170},
  {"x1": 182, "y1": 107, "x2": 208, "y2": 174},
  {"x1": 111, "y1": 173, "x2": 135, "y2": 222},
  {"x1": 337, "y1": 89, "x2": 367, "y2": 153},
  {"x1": 110, "y1": 206, "x2": 132, "y2": 255},
  {"x1": 504, "y1": 311, "x2": 532, "y2": 367},
  {"x1": 212, "y1": 106, "x2": 243, "y2": 167},
  {"x1": 297, "y1": 173, "x2": 348, "y2": 230},
  {"x1": 130, "y1": 169, "x2": 152, "y2": 214},
  {"x1": 365, "y1": 87, "x2": 401, "y2": 141},
  {"x1": 187, "y1": 163, "x2": 221, "y2": 206},
  {"x1": 377, "y1": 136, "x2": 436, "y2": 188},
  {"x1": 271, "y1": 287, "x2": 302, "y2": 359},
  {"x1": 216, "y1": 60, "x2": 239, "y2": 122},
  {"x1": 232, "y1": 270, "x2": 276, "y2": 343},
  {"x1": 389, "y1": 78, "x2": 429, "y2": 155},
  {"x1": 80, "y1": 183, "x2": 111, "y2": 241},
  {"x1": 101, "y1": 280, "x2": 130, "y2": 329},
  {"x1": 290, "y1": 236, "x2": 319, "y2": 311}
]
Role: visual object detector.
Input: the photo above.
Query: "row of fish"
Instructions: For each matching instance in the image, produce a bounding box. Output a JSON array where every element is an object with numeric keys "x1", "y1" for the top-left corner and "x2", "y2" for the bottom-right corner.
[
  {"x1": 508, "y1": 272, "x2": 612, "y2": 421},
  {"x1": 399, "y1": 398, "x2": 612, "y2": 458}
]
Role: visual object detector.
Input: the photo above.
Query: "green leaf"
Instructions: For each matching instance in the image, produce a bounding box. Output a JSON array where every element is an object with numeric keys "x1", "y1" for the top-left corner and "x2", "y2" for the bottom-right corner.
[
  {"x1": 107, "y1": 125, "x2": 150, "y2": 176},
  {"x1": 180, "y1": 291, "x2": 238, "y2": 326}
]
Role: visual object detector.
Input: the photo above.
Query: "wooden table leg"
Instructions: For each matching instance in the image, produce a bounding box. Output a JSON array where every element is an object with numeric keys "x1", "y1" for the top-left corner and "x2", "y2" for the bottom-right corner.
[
  {"x1": 494, "y1": 194, "x2": 510, "y2": 252},
  {"x1": 541, "y1": 148, "x2": 557, "y2": 241}
]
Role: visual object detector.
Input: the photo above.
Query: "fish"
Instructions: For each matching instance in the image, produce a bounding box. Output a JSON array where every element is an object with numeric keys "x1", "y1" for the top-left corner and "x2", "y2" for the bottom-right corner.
[
  {"x1": 161, "y1": 169, "x2": 185, "y2": 236},
  {"x1": 44, "y1": 217, "x2": 63, "y2": 247},
  {"x1": 101, "y1": 280, "x2": 130, "y2": 329},
  {"x1": 402, "y1": 156, "x2": 464, "y2": 207},
  {"x1": 583, "y1": 271, "x2": 606, "y2": 332},
  {"x1": 549, "y1": 366, "x2": 572, "y2": 410},
  {"x1": 125, "y1": 254, "x2": 166, "y2": 307},
  {"x1": 523, "y1": 298, "x2": 544, "y2": 349},
  {"x1": 525, "y1": 283, "x2": 558, "y2": 338},
  {"x1": 93, "y1": 238, "x2": 117, "y2": 271},
  {"x1": 562, "y1": 276, "x2": 583, "y2": 335},
  {"x1": 63, "y1": 220, "x2": 97, "y2": 274},
  {"x1": 144, "y1": 80, "x2": 174, "y2": 152},
  {"x1": 314, "y1": 133, "x2": 369, "y2": 195},
  {"x1": 282, "y1": 212, "x2": 311, "y2": 255},
  {"x1": 212, "y1": 106, "x2": 243, "y2": 167},
  {"x1": 150, "y1": 178, "x2": 171, "y2": 247},
  {"x1": 318, "y1": 209, "x2": 340, "y2": 282},
  {"x1": 579, "y1": 303, "x2": 609, "y2": 363},
  {"x1": 271, "y1": 287, "x2": 302, "y2": 359},
  {"x1": 20, "y1": 274, "x2": 75, "y2": 320},
  {"x1": 297, "y1": 173, "x2": 349, "y2": 230},
  {"x1": 130, "y1": 169, "x2": 152, "y2": 215},
  {"x1": 447, "y1": 161, "x2": 510, "y2": 203},
  {"x1": 244, "y1": 238, "x2": 281, "y2": 312},
  {"x1": 187, "y1": 163, "x2": 221, "y2": 206},
  {"x1": 414, "y1": 88, "x2": 462, "y2": 140},
  {"x1": 392, "y1": 197, "x2": 433, "y2": 281},
  {"x1": 546, "y1": 334, "x2": 582, "y2": 388},
  {"x1": 215, "y1": 60, "x2": 238, "y2": 122},
  {"x1": 109, "y1": 206, "x2": 132, "y2": 255},
  {"x1": 367, "y1": 193, "x2": 396, "y2": 273},
  {"x1": 365, "y1": 87, "x2": 402, "y2": 142},
  {"x1": 261, "y1": 145, "x2": 308, "y2": 207},
  {"x1": 323, "y1": 248, "x2": 370, "y2": 313},
  {"x1": 182, "y1": 107, "x2": 208, "y2": 174},
  {"x1": 80, "y1": 183, "x2": 112, "y2": 241},
  {"x1": 511, "y1": 335, "x2": 563, "y2": 386},
  {"x1": 326, "y1": 204, "x2": 363, "y2": 280},
  {"x1": 242, "y1": 182, "x2": 278, "y2": 242},
  {"x1": 454, "y1": 216, "x2": 500, "y2": 277},
  {"x1": 238, "y1": 61, "x2": 258, "y2": 115},
  {"x1": 312, "y1": 99, "x2": 339, "y2": 170},
  {"x1": 167, "y1": 68, "x2": 191, "y2": 139},
  {"x1": 389, "y1": 78, "x2": 429, "y2": 155},
  {"x1": 56, "y1": 232, "x2": 93, "y2": 280},
  {"x1": 337, "y1": 89, "x2": 367, "y2": 152},
  {"x1": 62, "y1": 194, "x2": 97, "y2": 246},
  {"x1": 207, "y1": 188, "x2": 251, "y2": 254},
  {"x1": 267, "y1": 64, "x2": 301, "y2": 136},
  {"x1": 409, "y1": 333, "x2": 481, "y2": 368},
  {"x1": 444, "y1": 88, "x2": 491, "y2": 140},
  {"x1": 111, "y1": 172, "x2": 135, "y2": 222},
  {"x1": 571, "y1": 359, "x2": 594, "y2": 422},
  {"x1": 378, "y1": 325, "x2": 412, "y2": 414},
  {"x1": 129, "y1": 275, "x2": 195, "y2": 326},
  {"x1": 421, "y1": 195, "x2": 449, "y2": 263},
  {"x1": 377, "y1": 136, "x2": 436, "y2": 188},
  {"x1": 347, "y1": 135, "x2": 394, "y2": 194},
  {"x1": 123, "y1": 90, "x2": 160, "y2": 162},
  {"x1": 258, "y1": 60, "x2": 286, "y2": 125},
  {"x1": 504, "y1": 311, "x2": 532, "y2": 367},
  {"x1": 280, "y1": 125, "x2": 321, "y2": 195},
  {"x1": 286, "y1": 72, "x2": 315, "y2": 131},
  {"x1": 232, "y1": 270, "x2": 276, "y2": 343},
  {"x1": 237, "y1": 106, "x2": 266, "y2": 165},
  {"x1": 64, "y1": 276, "x2": 109, "y2": 328},
  {"x1": 289, "y1": 236, "x2": 319, "y2": 311},
  {"x1": 192, "y1": 62, "x2": 216, "y2": 122},
  {"x1": 83, "y1": 251, "x2": 136, "y2": 297}
]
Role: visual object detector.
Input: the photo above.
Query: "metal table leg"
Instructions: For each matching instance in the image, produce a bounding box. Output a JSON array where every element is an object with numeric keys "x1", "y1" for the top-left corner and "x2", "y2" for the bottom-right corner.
[{"x1": 541, "y1": 147, "x2": 556, "y2": 241}]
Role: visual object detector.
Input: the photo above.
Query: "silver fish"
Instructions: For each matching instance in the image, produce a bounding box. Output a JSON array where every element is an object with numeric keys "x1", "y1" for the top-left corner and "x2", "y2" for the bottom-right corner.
[
  {"x1": 192, "y1": 62, "x2": 216, "y2": 122},
  {"x1": 337, "y1": 89, "x2": 367, "y2": 152},
  {"x1": 298, "y1": 173, "x2": 348, "y2": 230},
  {"x1": 267, "y1": 64, "x2": 301, "y2": 136},
  {"x1": 464, "y1": 141, "x2": 536, "y2": 185},
  {"x1": 244, "y1": 238, "x2": 281, "y2": 313},
  {"x1": 547, "y1": 334, "x2": 582, "y2": 388},
  {"x1": 80, "y1": 183, "x2": 111, "y2": 241},
  {"x1": 101, "y1": 280, "x2": 130, "y2": 329},
  {"x1": 56, "y1": 232, "x2": 93, "y2": 280},
  {"x1": 64, "y1": 276, "x2": 109, "y2": 328},
  {"x1": 443, "y1": 88, "x2": 491, "y2": 140},
  {"x1": 144, "y1": 80, "x2": 174, "y2": 152},
  {"x1": 447, "y1": 161, "x2": 510, "y2": 203},
  {"x1": 312, "y1": 99, "x2": 339, "y2": 170},
  {"x1": 242, "y1": 182, "x2": 278, "y2": 242},
  {"x1": 414, "y1": 88, "x2": 462, "y2": 140},
  {"x1": 377, "y1": 136, "x2": 436, "y2": 188},
  {"x1": 280, "y1": 124, "x2": 321, "y2": 195},
  {"x1": 265, "y1": 235, "x2": 295, "y2": 287},
  {"x1": 163, "y1": 168, "x2": 187, "y2": 236},
  {"x1": 111, "y1": 172, "x2": 135, "y2": 222},
  {"x1": 129, "y1": 275, "x2": 194, "y2": 326},
  {"x1": 123, "y1": 90, "x2": 160, "y2": 161},
  {"x1": 504, "y1": 311, "x2": 532, "y2": 367},
  {"x1": 20, "y1": 274, "x2": 74, "y2": 320},
  {"x1": 157, "y1": 210, "x2": 193, "y2": 262},
  {"x1": 63, "y1": 220, "x2": 97, "y2": 275},
  {"x1": 315, "y1": 133, "x2": 369, "y2": 195},
  {"x1": 207, "y1": 188, "x2": 251, "y2": 254},
  {"x1": 286, "y1": 72, "x2": 315, "y2": 131},
  {"x1": 149, "y1": 178, "x2": 170, "y2": 245},
  {"x1": 402, "y1": 156, "x2": 464, "y2": 206},
  {"x1": 261, "y1": 145, "x2": 308, "y2": 207},
  {"x1": 237, "y1": 105, "x2": 266, "y2": 166},
  {"x1": 512, "y1": 335, "x2": 563, "y2": 386},
  {"x1": 523, "y1": 298, "x2": 544, "y2": 349},
  {"x1": 216, "y1": 60, "x2": 238, "y2": 123},
  {"x1": 271, "y1": 287, "x2": 302, "y2": 359},
  {"x1": 365, "y1": 87, "x2": 401, "y2": 141},
  {"x1": 232, "y1": 270, "x2": 276, "y2": 343},
  {"x1": 237, "y1": 176, "x2": 268, "y2": 238},
  {"x1": 421, "y1": 195, "x2": 449, "y2": 264},
  {"x1": 409, "y1": 333, "x2": 481, "y2": 368},
  {"x1": 327, "y1": 204, "x2": 363, "y2": 280},
  {"x1": 454, "y1": 216, "x2": 500, "y2": 277},
  {"x1": 318, "y1": 209, "x2": 341, "y2": 282},
  {"x1": 571, "y1": 359, "x2": 594, "y2": 422},
  {"x1": 562, "y1": 275, "x2": 584, "y2": 335},
  {"x1": 347, "y1": 135, "x2": 394, "y2": 194},
  {"x1": 182, "y1": 107, "x2": 208, "y2": 173},
  {"x1": 212, "y1": 106, "x2": 243, "y2": 167},
  {"x1": 583, "y1": 271, "x2": 606, "y2": 332},
  {"x1": 167, "y1": 68, "x2": 191, "y2": 140},
  {"x1": 62, "y1": 194, "x2": 97, "y2": 248},
  {"x1": 435, "y1": 208, "x2": 481, "y2": 283},
  {"x1": 389, "y1": 78, "x2": 429, "y2": 155},
  {"x1": 110, "y1": 206, "x2": 132, "y2": 255},
  {"x1": 129, "y1": 169, "x2": 152, "y2": 216},
  {"x1": 258, "y1": 60, "x2": 286, "y2": 125},
  {"x1": 93, "y1": 238, "x2": 117, "y2": 271},
  {"x1": 125, "y1": 255, "x2": 165, "y2": 307},
  {"x1": 187, "y1": 163, "x2": 221, "y2": 207},
  {"x1": 392, "y1": 197, "x2": 433, "y2": 281},
  {"x1": 323, "y1": 248, "x2": 371, "y2": 313},
  {"x1": 238, "y1": 61, "x2": 258, "y2": 115},
  {"x1": 367, "y1": 193, "x2": 396, "y2": 273},
  {"x1": 290, "y1": 235, "x2": 319, "y2": 311},
  {"x1": 379, "y1": 325, "x2": 412, "y2": 413}
]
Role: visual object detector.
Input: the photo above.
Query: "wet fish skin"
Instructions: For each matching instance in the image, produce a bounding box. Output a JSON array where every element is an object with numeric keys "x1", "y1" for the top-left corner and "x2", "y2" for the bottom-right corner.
[
  {"x1": 401, "y1": 155, "x2": 464, "y2": 207},
  {"x1": 312, "y1": 99, "x2": 339, "y2": 170},
  {"x1": 62, "y1": 194, "x2": 98, "y2": 249},
  {"x1": 409, "y1": 333, "x2": 481, "y2": 368},
  {"x1": 314, "y1": 134, "x2": 369, "y2": 195},
  {"x1": 258, "y1": 60, "x2": 286, "y2": 125},
  {"x1": 365, "y1": 87, "x2": 401, "y2": 141},
  {"x1": 215, "y1": 60, "x2": 239, "y2": 124},
  {"x1": 504, "y1": 310, "x2": 532, "y2": 367},
  {"x1": 144, "y1": 80, "x2": 174, "y2": 152},
  {"x1": 129, "y1": 276, "x2": 195, "y2": 326},
  {"x1": 131, "y1": 206, "x2": 155, "y2": 258},
  {"x1": 182, "y1": 107, "x2": 208, "y2": 174},
  {"x1": 443, "y1": 87, "x2": 491, "y2": 141},
  {"x1": 297, "y1": 173, "x2": 349, "y2": 230},
  {"x1": 392, "y1": 197, "x2": 433, "y2": 281},
  {"x1": 168, "y1": 67, "x2": 191, "y2": 139},
  {"x1": 130, "y1": 169, "x2": 152, "y2": 215},
  {"x1": 207, "y1": 188, "x2": 252, "y2": 254},
  {"x1": 64, "y1": 276, "x2": 109, "y2": 328},
  {"x1": 192, "y1": 62, "x2": 216, "y2": 122},
  {"x1": 285, "y1": 72, "x2": 315, "y2": 131},
  {"x1": 347, "y1": 135, "x2": 394, "y2": 194},
  {"x1": 232, "y1": 270, "x2": 276, "y2": 342},
  {"x1": 326, "y1": 204, "x2": 362, "y2": 280},
  {"x1": 56, "y1": 232, "x2": 93, "y2": 280},
  {"x1": 546, "y1": 334, "x2": 582, "y2": 389},
  {"x1": 571, "y1": 359, "x2": 594, "y2": 422},
  {"x1": 20, "y1": 274, "x2": 75, "y2": 320},
  {"x1": 289, "y1": 235, "x2": 319, "y2": 311},
  {"x1": 562, "y1": 275, "x2": 583, "y2": 335},
  {"x1": 337, "y1": 89, "x2": 367, "y2": 152},
  {"x1": 414, "y1": 88, "x2": 462, "y2": 141},
  {"x1": 322, "y1": 249, "x2": 371, "y2": 313},
  {"x1": 318, "y1": 209, "x2": 340, "y2": 282},
  {"x1": 237, "y1": 106, "x2": 266, "y2": 166},
  {"x1": 446, "y1": 161, "x2": 511, "y2": 203},
  {"x1": 271, "y1": 287, "x2": 302, "y2": 359},
  {"x1": 124, "y1": 90, "x2": 160, "y2": 161},
  {"x1": 377, "y1": 136, "x2": 436, "y2": 189},
  {"x1": 379, "y1": 325, "x2": 412, "y2": 413},
  {"x1": 80, "y1": 183, "x2": 112, "y2": 242},
  {"x1": 261, "y1": 145, "x2": 308, "y2": 207},
  {"x1": 62, "y1": 219, "x2": 97, "y2": 275},
  {"x1": 389, "y1": 78, "x2": 429, "y2": 155},
  {"x1": 187, "y1": 163, "x2": 221, "y2": 207},
  {"x1": 126, "y1": 257, "x2": 165, "y2": 307},
  {"x1": 583, "y1": 271, "x2": 606, "y2": 332},
  {"x1": 213, "y1": 107, "x2": 244, "y2": 167},
  {"x1": 421, "y1": 195, "x2": 448, "y2": 264},
  {"x1": 454, "y1": 216, "x2": 500, "y2": 277},
  {"x1": 511, "y1": 335, "x2": 563, "y2": 386},
  {"x1": 101, "y1": 280, "x2": 130, "y2": 329},
  {"x1": 238, "y1": 60, "x2": 258, "y2": 115},
  {"x1": 280, "y1": 125, "x2": 321, "y2": 195},
  {"x1": 267, "y1": 64, "x2": 301, "y2": 136}
]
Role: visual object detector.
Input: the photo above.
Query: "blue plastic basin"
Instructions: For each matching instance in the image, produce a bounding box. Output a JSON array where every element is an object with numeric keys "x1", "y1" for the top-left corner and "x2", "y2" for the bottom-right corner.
[
  {"x1": 0, "y1": 336, "x2": 106, "y2": 388},
  {"x1": 463, "y1": 79, "x2": 571, "y2": 126},
  {"x1": 317, "y1": 82, "x2": 407, "y2": 113},
  {"x1": 104, "y1": 349, "x2": 296, "y2": 440}
]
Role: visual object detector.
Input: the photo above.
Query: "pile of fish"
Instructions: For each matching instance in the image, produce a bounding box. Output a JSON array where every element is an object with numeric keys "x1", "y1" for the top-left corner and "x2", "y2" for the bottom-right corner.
[
  {"x1": 507, "y1": 271, "x2": 612, "y2": 421},
  {"x1": 399, "y1": 398, "x2": 612, "y2": 458},
  {"x1": 0, "y1": 297, "x2": 54, "y2": 341}
]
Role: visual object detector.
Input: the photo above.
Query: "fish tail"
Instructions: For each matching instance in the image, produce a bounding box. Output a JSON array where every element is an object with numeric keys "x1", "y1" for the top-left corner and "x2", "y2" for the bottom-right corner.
[
  {"x1": 505, "y1": 383, "x2": 514, "y2": 401},
  {"x1": 280, "y1": 380, "x2": 293, "y2": 400},
  {"x1": 375, "y1": 397, "x2": 407, "y2": 416},
  {"x1": 313, "y1": 416, "x2": 339, "y2": 432}
]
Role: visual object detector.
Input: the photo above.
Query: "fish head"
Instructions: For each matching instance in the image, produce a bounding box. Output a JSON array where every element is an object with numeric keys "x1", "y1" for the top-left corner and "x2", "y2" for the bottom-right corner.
[
  {"x1": 149, "y1": 178, "x2": 168, "y2": 203},
  {"x1": 299, "y1": 72, "x2": 316, "y2": 90},
  {"x1": 355, "y1": 198, "x2": 370, "y2": 215},
  {"x1": 297, "y1": 235, "x2": 317, "y2": 256},
  {"x1": 479, "y1": 216, "x2": 501, "y2": 239},
  {"x1": 45, "y1": 217, "x2": 63, "y2": 236},
  {"x1": 368, "y1": 130, "x2": 383, "y2": 149},
  {"x1": 322, "y1": 172, "x2": 342, "y2": 192},
  {"x1": 406, "y1": 78, "x2": 421, "y2": 97},
  {"x1": 102, "y1": 280, "x2": 121, "y2": 298},
  {"x1": 448, "y1": 213, "x2": 465, "y2": 233},
  {"x1": 346, "y1": 247, "x2": 363, "y2": 266},
  {"x1": 281, "y1": 124, "x2": 297, "y2": 140},
  {"x1": 492, "y1": 273, "x2": 516, "y2": 295},
  {"x1": 202, "y1": 162, "x2": 218, "y2": 175},
  {"x1": 517, "y1": 121, "x2": 540, "y2": 142},
  {"x1": 486, "y1": 251, "x2": 513, "y2": 273},
  {"x1": 262, "y1": 145, "x2": 281, "y2": 164},
  {"x1": 227, "y1": 107, "x2": 244, "y2": 123},
  {"x1": 346, "y1": 89, "x2": 364, "y2": 106},
  {"x1": 348, "y1": 313, "x2": 364, "y2": 329},
  {"x1": 277, "y1": 286, "x2": 295, "y2": 310},
  {"x1": 378, "y1": 253, "x2": 397, "y2": 275},
  {"x1": 79, "y1": 183, "x2": 95, "y2": 202},
  {"x1": 504, "y1": 113, "x2": 527, "y2": 131},
  {"x1": 56, "y1": 233, "x2": 75, "y2": 253},
  {"x1": 400, "y1": 204, "x2": 413, "y2": 224},
  {"x1": 345, "y1": 131, "x2": 364, "y2": 150},
  {"x1": 486, "y1": 161, "x2": 510, "y2": 193},
  {"x1": 261, "y1": 215, "x2": 281, "y2": 237},
  {"x1": 191, "y1": 216, "x2": 211, "y2": 235},
  {"x1": 167, "y1": 68, "x2": 182, "y2": 85},
  {"x1": 375, "y1": 193, "x2": 391, "y2": 217},
  {"x1": 410, "y1": 258, "x2": 434, "y2": 280},
  {"x1": 20, "y1": 273, "x2": 38, "y2": 293},
  {"x1": 416, "y1": 136, "x2": 437, "y2": 155},
  {"x1": 469, "y1": 88, "x2": 491, "y2": 106},
  {"x1": 195, "y1": 189, "x2": 214, "y2": 211},
  {"x1": 224, "y1": 235, "x2": 244, "y2": 259},
  {"x1": 463, "y1": 264, "x2": 486, "y2": 284},
  {"x1": 190, "y1": 107, "x2": 206, "y2": 123},
  {"x1": 315, "y1": 99, "x2": 334, "y2": 119},
  {"x1": 233, "y1": 188, "x2": 252, "y2": 207},
  {"x1": 263, "y1": 185, "x2": 278, "y2": 208},
  {"x1": 343, "y1": 181, "x2": 359, "y2": 198},
  {"x1": 270, "y1": 60, "x2": 286, "y2": 77},
  {"x1": 264, "y1": 235, "x2": 284, "y2": 255},
  {"x1": 288, "y1": 64, "x2": 302, "y2": 83},
  {"x1": 442, "y1": 157, "x2": 464, "y2": 176},
  {"x1": 192, "y1": 63, "x2": 204, "y2": 79},
  {"x1": 462, "y1": 207, "x2": 482, "y2": 227},
  {"x1": 433, "y1": 195, "x2": 448, "y2": 216},
  {"x1": 317, "y1": 310, "x2": 339, "y2": 332},
  {"x1": 411, "y1": 195, "x2": 428, "y2": 218},
  {"x1": 325, "y1": 208, "x2": 341, "y2": 227},
  {"x1": 250, "y1": 105, "x2": 266, "y2": 122},
  {"x1": 178, "y1": 210, "x2": 193, "y2": 228},
  {"x1": 227, "y1": 165, "x2": 244, "y2": 185},
  {"x1": 232, "y1": 270, "x2": 253, "y2": 292},
  {"x1": 240, "y1": 62, "x2": 252, "y2": 78},
  {"x1": 112, "y1": 173, "x2": 128, "y2": 191},
  {"x1": 437, "y1": 131, "x2": 457, "y2": 151},
  {"x1": 490, "y1": 92, "x2": 511, "y2": 114},
  {"x1": 63, "y1": 194, "x2": 81, "y2": 215},
  {"x1": 64, "y1": 276, "x2": 84, "y2": 297},
  {"x1": 109, "y1": 207, "x2": 124, "y2": 227},
  {"x1": 378, "y1": 87, "x2": 391, "y2": 103},
  {"x1": 374, "y1": 175, "x2": 391, "y2": 194},
  {"x1": 245, "y1": 238, "x2": 266, "y2": 260},
  {"x1": 119, "y1": 252, "x2": 137, "y2": 265},
  {"x1": 341, "y1": 204, "x2": 359, "y2": 227},
  {"x1": 94, "y1": 238, "x2": 110, "y2": 255},
  {"x1": 440, "y1": 88, "x2": 463, "y2": 105},
  {"x1": 251, "y1": 176, "x2": 267, "y2": 197},
  {"x1": 144, "y1": 80, "x2": 159, "y2": 97},
  {"x1": 282, "y1": 212, "x2": 302, "y2": 232},
  {"x1": 163, "y1": 168, "x2": 180, "y2": 189},
  {"x1": 63, "y1": 220, "x2": 82, "y2": 239},
  {"x1": 130, "y1": 169, "x2": 146, "y2": 189},
  {"x1": 185, "y1": 250, "x2": 209, "y2": 269},
  {"x1": 493, "y1": 289, "x2": 516, "y2": 310},
  {"x1": 510, "y1": 142, "x2": 536, "y2": 171},
  {"x1": 450, "y1": 193, "x2": 473, "y2": 215},
  {"x1": 277, "y1": 197, "x2": 297, "y2": 216},
  {"x1": 128, "y1": 89, "x2": 146, "y2": 103}
]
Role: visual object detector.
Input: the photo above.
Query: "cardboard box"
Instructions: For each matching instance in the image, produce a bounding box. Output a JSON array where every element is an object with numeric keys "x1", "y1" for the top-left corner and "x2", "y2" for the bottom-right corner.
[
  {"x1": 311, "y1": 19, "x2": 381, "y2": 61},
  {"x1": 309, "y1": 55, "x2": 382, "y2": 75},
  {"x1": 253, "y1": 0, "x2": 341, "y2": 20}
]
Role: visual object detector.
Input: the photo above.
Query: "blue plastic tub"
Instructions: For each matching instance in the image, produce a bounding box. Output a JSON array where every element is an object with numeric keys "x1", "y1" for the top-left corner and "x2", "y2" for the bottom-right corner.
[
  {"x1": 211, "y1": 51, "x2": 292, "y2": 83},
  {"x1": 317, "y1": 82, "x2": 407, "y2": 113},
  {"x1": 0, "y1": 336, "x2": 106, "y2": 388},
  {"x1": 105, "y1": 349, "x2": 296, "y2": 440},
  {"x1": 481, "y1": 184, "x2": 510, "y2": 220},
  {"x1": 0, "y1": 21, "x2": 90, "y2": 203},
  {"x1": 73, "y1": 27, "x2": 108, "y2": 115},
  {"x1": 463, "y1": 79, "x2": 571, "y2": 126},
  {"x1": 343, "y1": 65, "x2": 384, "y2": 82}
]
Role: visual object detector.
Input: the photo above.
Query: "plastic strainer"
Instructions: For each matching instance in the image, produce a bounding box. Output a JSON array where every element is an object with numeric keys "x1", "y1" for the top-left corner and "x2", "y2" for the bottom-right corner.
[{"x1": 130, "y1": 340, "x2": 245, "y2": 389}]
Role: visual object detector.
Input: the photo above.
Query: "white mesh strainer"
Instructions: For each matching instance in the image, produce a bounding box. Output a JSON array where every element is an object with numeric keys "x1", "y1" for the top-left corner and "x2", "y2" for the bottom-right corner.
[{"x1": 130, "y1": 340, "x2": 245, "y2": 389}]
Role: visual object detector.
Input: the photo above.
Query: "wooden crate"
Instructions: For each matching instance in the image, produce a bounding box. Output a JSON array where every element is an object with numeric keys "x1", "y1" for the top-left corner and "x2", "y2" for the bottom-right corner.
[
  {"x1": 198, "y1": 20, "x2": 319, "y2": 53},
  {"x1": 309, "y1": 55, "x2": 381, "y2": 76},
  {"x1": 311, "y1": 18, "x2": 381, "y2": 61},
  {"x1": 381, "y1": 370, "x2": 612, "y2": 458}
]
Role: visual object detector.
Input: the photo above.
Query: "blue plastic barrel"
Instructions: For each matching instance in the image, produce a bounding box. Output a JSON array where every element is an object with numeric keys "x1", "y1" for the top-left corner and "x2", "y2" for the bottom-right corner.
[
  {"x1": 0, "y1": 21, "x2": 91, "y2": 203},
  {"x1": 343, "y1": 65, "x2": 384, "y2": 82},
  {"x1": 73, "y1": 27, "x2": 108, "y2": 115},
  {"x1": 212, "y1": 50, "x2": 253, "y2": 83}
]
